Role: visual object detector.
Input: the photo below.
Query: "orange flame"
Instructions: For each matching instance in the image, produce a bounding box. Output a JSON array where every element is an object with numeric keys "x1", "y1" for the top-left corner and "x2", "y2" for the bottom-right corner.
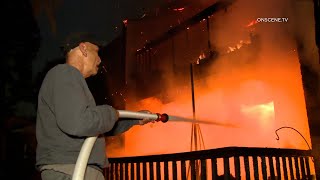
[
  {"x1": 106, "y1": 50, "x2": 311, "y2": 158},
  {"x1": 246, "y1": 19, "x2": 258, "y2": 27},
  {"x1": 173, "y1": 7, "x2": 185, "y2": 12},
  {"x1": 227, "y1": 39, "x2": 251, "y2": 53}
]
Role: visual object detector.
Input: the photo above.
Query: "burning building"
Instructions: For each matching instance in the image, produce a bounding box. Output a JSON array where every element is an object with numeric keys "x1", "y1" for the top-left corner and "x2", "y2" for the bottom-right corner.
[{"x1": 88, "y1": 0, "x2": 320, "y2": 179}]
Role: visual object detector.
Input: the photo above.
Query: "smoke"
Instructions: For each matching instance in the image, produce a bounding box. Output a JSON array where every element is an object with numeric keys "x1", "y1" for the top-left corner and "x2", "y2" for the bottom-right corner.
[{"x1": 107, "y1": 0, "x2": 314, "y2": 159}]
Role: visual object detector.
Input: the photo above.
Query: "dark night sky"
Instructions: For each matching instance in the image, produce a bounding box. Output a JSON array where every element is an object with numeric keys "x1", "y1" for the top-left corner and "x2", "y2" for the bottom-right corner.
[{"x1": 31, "y1": 0, "x2": 168, "y2": 79}]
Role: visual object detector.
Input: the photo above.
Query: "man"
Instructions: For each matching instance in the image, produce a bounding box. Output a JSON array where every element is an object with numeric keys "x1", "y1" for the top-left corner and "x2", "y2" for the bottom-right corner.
[{"x1": 36, "y1": 32, "x2": 152, "y2": 180}]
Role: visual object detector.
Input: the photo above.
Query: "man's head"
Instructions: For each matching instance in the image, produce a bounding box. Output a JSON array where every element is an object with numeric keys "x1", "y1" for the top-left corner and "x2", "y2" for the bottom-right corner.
[{"x1": 61, "y1": 32, "x2": 104, "y2": 78}]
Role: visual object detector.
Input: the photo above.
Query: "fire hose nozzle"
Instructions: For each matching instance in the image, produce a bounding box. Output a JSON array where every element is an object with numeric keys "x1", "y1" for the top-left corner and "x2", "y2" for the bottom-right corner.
[{"x1": 155, "y1": 113, "x2": 169, "y2": 123}]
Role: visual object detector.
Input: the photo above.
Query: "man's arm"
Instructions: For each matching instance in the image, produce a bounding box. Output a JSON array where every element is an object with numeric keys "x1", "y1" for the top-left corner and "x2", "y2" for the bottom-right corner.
[
  {"x1": 53, "y1": 74, "x2": 118, "y2": 137},
  {"x1": 107, "y1": 120, "x2": 139, "y2": 136}
]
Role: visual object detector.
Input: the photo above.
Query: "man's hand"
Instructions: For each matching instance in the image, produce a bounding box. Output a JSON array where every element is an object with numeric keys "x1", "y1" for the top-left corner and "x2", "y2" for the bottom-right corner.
[{"x1": 138, "y1": 110, "x2": 155, "y2": 125}]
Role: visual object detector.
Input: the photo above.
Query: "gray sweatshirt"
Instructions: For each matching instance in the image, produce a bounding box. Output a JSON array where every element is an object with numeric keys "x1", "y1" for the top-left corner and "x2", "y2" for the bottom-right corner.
[{"x1": 36, "y1": 64, "x2": 138, "y2": 170}]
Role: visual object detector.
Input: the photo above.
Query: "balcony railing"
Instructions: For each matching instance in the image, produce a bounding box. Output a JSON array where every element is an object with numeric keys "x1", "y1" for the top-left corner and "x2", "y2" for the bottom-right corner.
[{"x1": 105, "y1": 146, "x2": 314, "y2": 180}]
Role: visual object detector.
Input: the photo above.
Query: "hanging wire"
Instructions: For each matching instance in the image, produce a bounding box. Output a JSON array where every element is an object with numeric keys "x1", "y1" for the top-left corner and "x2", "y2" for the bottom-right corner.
[{"x1": 275, "y1": 126, "x2": 314, "y2": 162}]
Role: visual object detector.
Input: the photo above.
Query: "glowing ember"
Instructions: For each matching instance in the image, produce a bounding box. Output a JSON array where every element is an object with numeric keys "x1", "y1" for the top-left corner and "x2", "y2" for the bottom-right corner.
[
  {"x1": 173, "y1": 7, "x2": 185, "y2": 12},
  {"x1": 246, "y1": 19, "x2": 258, "y2": 27},
  {"x1": 227, "y1": 39, "x2": 251, "y2": 53},
  {"x1": 123, "y1": 19, "x2": 128, "y2": 26},
  {"x1": 196, "y1": 52, "x2": 206, "y2": 64}
]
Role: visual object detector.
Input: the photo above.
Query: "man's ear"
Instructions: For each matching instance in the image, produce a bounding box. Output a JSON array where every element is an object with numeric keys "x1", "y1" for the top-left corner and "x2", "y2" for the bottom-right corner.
[{"x1": 79, "y1": 42, "x2": 88, "y2": 57}]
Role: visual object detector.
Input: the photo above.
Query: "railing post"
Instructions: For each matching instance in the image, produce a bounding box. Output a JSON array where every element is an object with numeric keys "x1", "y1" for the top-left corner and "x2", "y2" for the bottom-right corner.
[
  {"x1": 276, "y1": 156, "x2": 281, "y2": 179},
  {"x1": 268, "y1": 156, "x2": 276, "y2": 179},
  {"x1": 172, "y1": 161, "x2": 178, "y2": 180},
  {"x1": 156, "y1": 161, "x2": 161, "y2": 180},
  {"x1": 234, "y1": 156, "x2": 241, "y2": 180},
  {"x1": 281, "y1": 156, "x2": 289, "y2": 180},
  {"x1": 164, "y1": 161, "x2": 169, "y2": 180},
  {"x1": 130, "y1": 163, "x2": 134, "y2": 180},
  {"x1": 305, "y1": 157, "x2": 312, "y2": 179},
  {"x1": 181, "y1": 160, "x2": 187, "y2": 180},
  {"x1": 150, "y1": 162, "x2": 154, "y2": 180},
  {"x1": 211, "y1": 158, "x2": 218, "y2": 180},
  {"x1": 223, "y1": 157, "x2": 230, "y2": 180},
  {"x1": 124, "y1": 163, "x2": 129, "y2": 180},
  {"x1": 143, "y1": 162, "x2": 147, "y2": 180},
  {"x1": 299, "y1": 156, "x2": 307, "y2": 179},
  {"x1": 294, "y1": 157, "x2": 301, "y2": 179},
  {"x1": 200, "y1": 159, "x2": 207, "y2": 180},
  {"x1": 288, "y1": 157, "x2": 295, "y2": 180},
  {"x1": 261, "y1": 156, "x2": 268, "y2": 180},
  {"x1": 244, "y1": 156, "x2": 250, "y2": 180},
  {"x1": 136, "y1": 162, "x2": 140, "y2": 179}
]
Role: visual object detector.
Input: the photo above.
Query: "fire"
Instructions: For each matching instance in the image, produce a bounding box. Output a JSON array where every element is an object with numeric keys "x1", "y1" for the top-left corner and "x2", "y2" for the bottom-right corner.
[
  {"x1": 104, "y1": 0, "x2": 317, "y2": 177},
  {"x1": 122, "y1": 19, "x2": 128, "y2": 26},
  {"x1": 240, "y1": 101, "x2": 275, "y2": 126},
  {"x1": 246, "y1": 19, "x2": 258, "y2": 27},
  {"x1": 106, "y1": 47, "x2": 311, "y2": 158},
  {"x1": 107, "y1": 1, "x2": 311, "y2": 167},
  {"x1": 196, "y1": 52, "x2": 206, "y2": 64},
  {"x1": 227, "y1": 39, "x2": 251, "y2": 53}
]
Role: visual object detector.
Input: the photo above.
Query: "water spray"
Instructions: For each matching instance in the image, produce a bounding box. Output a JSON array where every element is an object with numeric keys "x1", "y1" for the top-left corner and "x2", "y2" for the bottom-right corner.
[
  {"x1": 72, "y1": 110, "x2": 168, "y2": 180},
  {"x1": 169, "y1": 115, "x2": 237, "y2": 127}
]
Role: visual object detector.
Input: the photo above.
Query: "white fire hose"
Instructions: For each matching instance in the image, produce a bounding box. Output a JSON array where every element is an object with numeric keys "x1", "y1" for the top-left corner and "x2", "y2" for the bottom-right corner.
[{"x1": 72, "y1": 110, "x2": 168, "y2": 180}]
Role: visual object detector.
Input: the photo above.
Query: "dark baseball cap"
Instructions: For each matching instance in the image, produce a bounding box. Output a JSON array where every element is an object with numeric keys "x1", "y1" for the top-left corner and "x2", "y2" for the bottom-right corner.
[{"x1": 60, "y1": 32, "x2": 106, "y2": 55}]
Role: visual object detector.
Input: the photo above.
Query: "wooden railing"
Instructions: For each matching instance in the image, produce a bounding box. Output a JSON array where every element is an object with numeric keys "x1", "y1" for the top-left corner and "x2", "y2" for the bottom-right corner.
[{"x1": 105, "y1": 146, "x2": 315, "y2": 180}]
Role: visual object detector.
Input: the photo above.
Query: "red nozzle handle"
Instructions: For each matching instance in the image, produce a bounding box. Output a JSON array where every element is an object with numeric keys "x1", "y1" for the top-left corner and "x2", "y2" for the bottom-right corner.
[{"x1": 155, "y1": 113, "x2": 169, "y2": 123}]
